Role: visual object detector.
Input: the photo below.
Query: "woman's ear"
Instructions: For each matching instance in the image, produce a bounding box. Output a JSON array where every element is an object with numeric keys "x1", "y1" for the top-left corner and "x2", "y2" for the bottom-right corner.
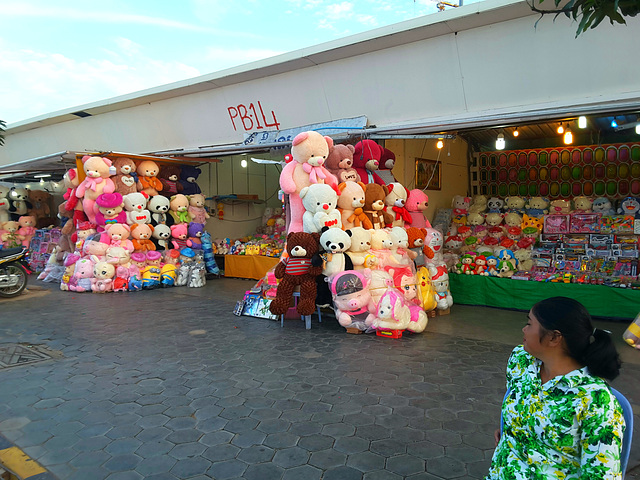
[{"x1": 547, "y1": 330, "x2": 564, "y2": 348}]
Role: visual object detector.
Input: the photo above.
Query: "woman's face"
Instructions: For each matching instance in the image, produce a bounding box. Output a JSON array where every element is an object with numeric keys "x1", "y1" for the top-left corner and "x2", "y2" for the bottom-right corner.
[{"x1": 523, "y1": 310, "x2": 546, "y2": 357}]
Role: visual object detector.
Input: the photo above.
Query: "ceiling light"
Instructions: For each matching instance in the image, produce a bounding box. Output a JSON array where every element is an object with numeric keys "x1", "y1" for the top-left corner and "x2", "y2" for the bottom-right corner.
[
  {"x1": 611, "y1": 118, "x2": 618, "y2": 128},
  {"x1": 496, "y1": 133, "x2": 505, "y2": 150},
  {"x1": 436, "y1": 139, "x2": 444, "y2": 149},
  {"x1": 33, "y1": 173, "x2": 51, "y2": 178},
  {"x1": 578, "y1": 116, "x2": 587, "y2": 129},
  {"x1": 240, "y1": 159, "x2": 248, "y2": 168},
  {"x1": 39, "y1": 178, "x2": 45, "y2": 185},
  {"x1": 636, "y1": 124, "x2": 640, "y2": 135},
  {"x1": 563, "y1": 128, "x2": 573, "y2": 144},
  {"x1": 557, "y1": 123, "x2": 564, "y2": 134},
  {"x1": 513, "y1": 128, "x2": 519, "y2": 137}
]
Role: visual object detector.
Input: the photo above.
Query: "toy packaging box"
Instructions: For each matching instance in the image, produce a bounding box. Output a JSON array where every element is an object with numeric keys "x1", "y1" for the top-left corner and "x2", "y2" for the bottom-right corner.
[
  {"x1": 543, "y1": 215, "x2": 570, "y2": 234},
  {"x1": 569, "y1": 213, "x2": 601, "y2": 233},
  {"x1": 241, "y1": 292, "x2": 278, "y2": 320},
  {"x1": 600, "y1": 215, "x2": 634, "y2": 234}
]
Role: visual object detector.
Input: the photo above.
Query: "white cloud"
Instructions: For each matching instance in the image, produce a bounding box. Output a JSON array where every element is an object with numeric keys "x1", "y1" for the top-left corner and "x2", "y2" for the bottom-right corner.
[
  {"x1": 327, "y1": 2, "x2": 354, "y2": 17},
  {"x1": 355, "y1": 14, "x2": 378, "y2": 27}
]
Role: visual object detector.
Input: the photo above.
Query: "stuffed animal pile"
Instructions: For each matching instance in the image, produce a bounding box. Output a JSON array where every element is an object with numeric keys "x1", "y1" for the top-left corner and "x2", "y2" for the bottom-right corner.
[{"x1": 267, "y1": 132, "x2": 447, "y2": 336}]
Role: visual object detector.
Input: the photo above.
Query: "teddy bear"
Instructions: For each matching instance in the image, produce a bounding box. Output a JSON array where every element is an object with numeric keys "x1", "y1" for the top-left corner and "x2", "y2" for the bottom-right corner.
[
  {"x1": 148, "y1": 195, "x2": 174, "y2": 226},
  {"x1": 170, "y1": 223, "x2": 189, "y2": 250},
  {"x1": 1, "y1": 220, "x2": 23, "y2": 248},
  {"x1": 370, "y1": 288, "x2": 413, "y2": 332},
  {"x1": 525, "y1": 196, "x2": 550, "y2": 218},
  {"x1": 0, "y1": 186, "x2": 10, "y2": 223},
  {"x1": 169, "y1": 194, "x2": 192, "y2": 224},
  {"x1": 91, "y1": 257, "x2": 116, "y2": 293},
  {"x1": 363, "y1": 183, "x2": 393, "y2": 230},
  {"x1": 572, "y1": 196, "x2": 593, "y2": 213},
  {"x1": 158, "y1": 164, "x2": 184, "y2": 195},
  {"x1": 504, "y1": 212, "x2": 523, "y2": 229},
  {"x1": 549, "y1": 199, "x2": 571, "y2": 214},
  {"x1": 187, "y1": 222, "x2": 205, "y2": 249},
  {"x1": 279, "y1": 131, "x2": 338, "y2": 233},
  {"x1": 94, "y1": 192, "x2": 126, "y2": 231},
  {"x1": 486, "y1": 197, "x2": 504, "y2": 214},
  {"x1": 592, "y1": 197, "x2": 615, "y2": 216},
  {"x1": 187, "y1": 194, "x2": 210, "y2": 225},
  {"x1": 269, "y1": 231, "x2": 323, "y2": 316},
  {"x1": 346, "y1": 226, "x2": 376, "y2": 270},
  {"x1": 319, "y1": 226, "x2": 354, "y2": 277},
  {"x1": 388, "y1": 227, "x2": 412, "y2": 265},
  {"x1": 380, "y1": 147, "x2": 396, "y2": 172},
  {"x1": 429, "y1": 265, "x2": 453, "y2": 311},
  {"x1": 8, "y1": 187, "x2": 32, "y2": 221},
  {"x1": 467, "y1": 212, "x2": 484, "y2": 228},
  {"x1": 329, "y1": 269, "x2": 376, "y2": 332},
  {"x1": 337, "y1": 180, "x2": 371, "y2": 230},
  {"x1": 27, "y1": 189, "x2": 53, "y2": 227},
  {"x1": 504, "y1": 196, "x2": 526, "y2": 214},
  {"x1": 17, "y1": 215, "x2": 37, "y2": 247},
  {"x1": 485, "y1": 212, "x2": 504, "y2": 229},
  {"x1": 134, "y1": 160, "x2": 162, "y2": 196},
  {"x1": 101, "y1": 223, "x2": 134, "y2": 252},
  {"x1": 130, "y1": 223, "x2": 156, "y2": 252},
  {"x1": 300, "y1": 183, "x2": 341, "y2": 233},
  {"x1": 384, "y1": 183, "x2": 411, "y2": 228},
  {"x1": 468, "y1": 195, "x2": 488, "y2": 214},
  {"x1": 370, "y1": 229, "x2": 395, "y2": 267},
  {"x1": 75, "y1": 156, "x2": 116, "y2": 223},
  {"x1": 151, "y1": 224, "x2": 172, "y2": 250},
  {"x1": 514, "y1": 249, "x2": 533, "y2": 271},
  {"x1": 123, "y1": 192, "x2": 151, "y2": 225},
  {"x1": 352, "y1": 139, "x2": 385, "y2": 185},
  {"x1": 406, "y1": 227, "x2": 427, "y2": 266},
  {"x1": 324, "y1": 143, "x2": 360, "y2": 183},
  {"x1": 179, "y1": 166, "x2": 203, "y2": 195},
  {"x1": 406, "y1": 189, "x2": 431, "y2": 228},
  {"x1": 105, "y1": 245, "x2": 131, "y2": 269},
  {"x1": 68, "y1": 258, "x2": 94, "y2": 293},
  {"x1": 112, "y1": 157, "x2": 139, "y2": 196}
]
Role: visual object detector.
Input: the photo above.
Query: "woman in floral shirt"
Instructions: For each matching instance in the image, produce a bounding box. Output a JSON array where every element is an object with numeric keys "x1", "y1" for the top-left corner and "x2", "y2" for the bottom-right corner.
[{"x1": 487, "y1": 296, "x2": 625, "y2": 479}]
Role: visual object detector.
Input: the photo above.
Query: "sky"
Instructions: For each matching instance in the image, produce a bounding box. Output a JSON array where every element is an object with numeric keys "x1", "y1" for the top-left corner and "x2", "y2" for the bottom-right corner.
[{"x1": 0, "y1": 0, "x2": 484, "y2": 125}]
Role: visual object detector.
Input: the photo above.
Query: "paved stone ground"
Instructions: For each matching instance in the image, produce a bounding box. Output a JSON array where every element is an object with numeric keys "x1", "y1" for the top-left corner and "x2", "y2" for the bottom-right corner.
[{"x1": 0, "y1": 277, "x2": 638, "y2": 480}]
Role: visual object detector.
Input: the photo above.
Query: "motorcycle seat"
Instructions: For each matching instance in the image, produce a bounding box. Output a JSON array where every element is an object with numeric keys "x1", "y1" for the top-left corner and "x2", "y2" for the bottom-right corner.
[{"x1": 0, "y1": 248, "x2": 25, "y2": 258}]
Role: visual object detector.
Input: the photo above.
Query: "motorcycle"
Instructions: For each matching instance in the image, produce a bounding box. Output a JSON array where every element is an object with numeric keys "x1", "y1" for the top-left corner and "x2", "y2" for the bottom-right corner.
[{"x1": 0, "y1": 247, "x2": 30, "y2": 298}]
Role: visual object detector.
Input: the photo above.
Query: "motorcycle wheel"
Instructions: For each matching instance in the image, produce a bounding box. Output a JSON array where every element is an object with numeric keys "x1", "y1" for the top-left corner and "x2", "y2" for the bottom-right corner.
[{"x1": 0, "y1": 262, "x2": 28, "y2": 298}]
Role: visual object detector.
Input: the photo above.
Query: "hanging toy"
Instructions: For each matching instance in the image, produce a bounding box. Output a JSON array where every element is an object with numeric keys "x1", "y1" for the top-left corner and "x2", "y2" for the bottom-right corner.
[{"x1": 217, "y1": 202, "x2": 224, "y2": 220}]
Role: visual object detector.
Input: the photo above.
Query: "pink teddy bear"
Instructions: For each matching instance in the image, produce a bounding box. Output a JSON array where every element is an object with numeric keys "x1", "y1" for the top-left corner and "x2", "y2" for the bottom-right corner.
[
  {"x1": 170, "y1": 223, "x2": 189, "y2": 250},
  {"x1": 17, "y1": 215, "x2": 37, "y2": 247},
  {"x1": 279, "y1": 131, "x2": 338, "y2": 233},
  {"x1": 75, "y1": 156, "x2": 116, "y2": 223},
  {"x1": 406, "y1": 189, "x2": 431, "y2": 228}
]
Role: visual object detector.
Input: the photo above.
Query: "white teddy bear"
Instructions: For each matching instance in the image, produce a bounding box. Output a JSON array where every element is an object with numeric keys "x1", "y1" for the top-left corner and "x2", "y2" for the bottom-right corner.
[{"x1": 300, "y1": 183, "x2": 342, "y2": 233}]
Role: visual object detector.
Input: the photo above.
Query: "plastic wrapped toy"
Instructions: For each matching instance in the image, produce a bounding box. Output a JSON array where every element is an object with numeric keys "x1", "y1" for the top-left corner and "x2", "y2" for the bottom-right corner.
[
  {"x1": 329, "y1": 270, "x2": 376, "y2": 332},
  {"x1": 623, "y1": 313, "x2": 640, "y2": 350}
]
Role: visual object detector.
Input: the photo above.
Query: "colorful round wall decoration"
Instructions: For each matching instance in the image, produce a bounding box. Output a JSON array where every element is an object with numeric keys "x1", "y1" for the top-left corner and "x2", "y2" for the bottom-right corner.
[{"x1": 476, "y1": 143, "x2": 640, "y2": 199}]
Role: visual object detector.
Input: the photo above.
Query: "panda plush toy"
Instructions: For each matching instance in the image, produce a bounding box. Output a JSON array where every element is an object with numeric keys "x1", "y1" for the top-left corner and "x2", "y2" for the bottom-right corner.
[{"x1": 317, "y1": 227, "x2": 354, "y2": 308}]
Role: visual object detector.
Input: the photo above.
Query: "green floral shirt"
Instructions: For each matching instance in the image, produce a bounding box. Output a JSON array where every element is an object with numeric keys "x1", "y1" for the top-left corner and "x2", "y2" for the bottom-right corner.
[{"x1": 487, "y1": 345, "x2": 625, "y2": 480}]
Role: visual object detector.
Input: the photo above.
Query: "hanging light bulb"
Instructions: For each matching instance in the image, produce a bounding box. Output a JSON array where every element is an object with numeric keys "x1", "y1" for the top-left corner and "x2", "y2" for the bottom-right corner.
[
  {"x1": 496, "y1": 133, "x2": 505, "y2": 150},
  {"x1": 578, "y1": 116, "x2": 587, "y2": 129},
  {"x1": 240, "y1": 159, "x2": 248, "y2": 168},
  {"x1": 513, "y1": 128, "x2": 519, "y2": 137},
  {"x1": 635, "y1": 124, "x2": 640, "y2": 135},
  {"x1": 557, "y1": 123, "x2": 564, "y2": 134},
  {"x1": 39, "y1": 178, "x2": 45, "y2": 185},
  {"x1": 563, "y1": 128, "x2": 573, "y2": 144},
  {"x1": 436, "y1": 139, "x2": 444, "y2": 149},
  {"x1": 611, "y1": 118, "x2": 618, "y2": 128}
]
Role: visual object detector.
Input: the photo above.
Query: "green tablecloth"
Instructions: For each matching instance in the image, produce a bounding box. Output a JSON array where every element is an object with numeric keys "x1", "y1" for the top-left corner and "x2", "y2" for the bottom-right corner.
[{"x1": 449, "y1": 274, "x2": 640, "y2": 320}]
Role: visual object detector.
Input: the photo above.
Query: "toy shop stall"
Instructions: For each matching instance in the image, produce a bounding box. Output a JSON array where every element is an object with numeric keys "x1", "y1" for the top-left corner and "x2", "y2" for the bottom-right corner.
[{"x1": 435, "y1": 118, "x2": 640, "y2": 320}]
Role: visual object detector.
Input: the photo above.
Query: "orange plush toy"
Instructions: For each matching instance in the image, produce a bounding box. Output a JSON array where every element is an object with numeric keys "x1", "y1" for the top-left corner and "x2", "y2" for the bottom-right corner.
[
  {"x1": 130, "y1": 223, "x2": 156, "y2": 252},
  {"x1": 136, "y1": 160, "x2": 163, "y2": 196}
]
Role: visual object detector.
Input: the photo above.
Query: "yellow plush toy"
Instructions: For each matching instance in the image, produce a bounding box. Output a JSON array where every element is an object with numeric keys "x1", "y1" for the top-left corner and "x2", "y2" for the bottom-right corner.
[{"x1": 416, "y1": 266, "x2": 438, "y2": 312}]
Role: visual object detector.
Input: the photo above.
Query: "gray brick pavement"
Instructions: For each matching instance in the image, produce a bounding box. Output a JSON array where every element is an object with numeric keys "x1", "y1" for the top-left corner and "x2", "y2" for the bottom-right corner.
[{"x1": 0, "y1": 278, "x2": 638, "y2": 479}]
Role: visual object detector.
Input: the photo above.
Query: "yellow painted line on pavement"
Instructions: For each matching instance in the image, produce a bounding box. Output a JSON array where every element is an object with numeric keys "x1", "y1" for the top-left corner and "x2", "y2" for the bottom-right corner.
[{"x1": 0, "y1": 446, "x2": 46, "y2": 479}]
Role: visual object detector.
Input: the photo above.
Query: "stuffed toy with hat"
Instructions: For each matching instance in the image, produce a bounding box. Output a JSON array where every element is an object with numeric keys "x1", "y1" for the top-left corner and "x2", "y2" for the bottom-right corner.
[
  {"x1": 123, "y1": 192, "x2": 151, "y2": 225},
  {"x1": 130, "y1": 223, "x2": 156, "y2": 252},
  {"x1": 136, "y1": 160, "x2": 163, "y2": 196},
  {"x1": 429, "y1": 265, "x2": 453, "y2": 311},
  {"x1": 71, "y1": 221, "x2": 97, "y2": 253},
  {"x1": 352, "y1": 140, "x2": 385, "y2": 185},
  {"x1": 113, "y1": 157, "x2": 138, "y2": 195},
  {"x1": 269, "y1": 232, "x2": 323, "y2": 316},
  {"x1": 300, "y1": 183, "x2": 341, "y2": 233},
  {"x1": 337, "y1": 181, "x2": 371, "y2": 230},
  {"x1": 325, "y1": 143, "x2": 360, "y2": 183},
  {"x1": 158, "y1": 164, "x2": 184, "y2": 196},
  {"x1": 187, "y1": 194, "x2": 210, "y2": 225},
  {"x1": 94, "y1": 192, "x2": 126, "y2": 231},
  {"x1": 169, "y1": 194, "x2": 192, "y2": 224},
  {"x1": 363, "y1": 183, "x2": 393, "y2": 230},
  {"x1": 75, "y1": 156, "x2": 116, "y2": 223},
  {"x1": 179, "y1": 166, "x2": 202, "y2": 195},
  {"x1": 279, "y1": 131, "x2": 338, "y2": 233},
  {"x1": 148, "y1": 195, "x2": 174, "y2": 227},
  {"x1": 329, "y1": 269, "x2": 376, "y2": 332},
  {"x1": 385, "y1": 182, "x2": 411, "y2": 228},
  {"x1": 406, "y1": 189, "x2": 431, "y2": 228},
  {"x1": 8, "y1": 187, "x2": 32, "y2": 221}
]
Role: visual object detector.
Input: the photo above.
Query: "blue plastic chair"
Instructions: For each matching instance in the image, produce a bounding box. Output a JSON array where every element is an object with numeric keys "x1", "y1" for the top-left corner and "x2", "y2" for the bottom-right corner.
[{"x1": 500, "y1": 387, "x2": 633, "y2": 478}]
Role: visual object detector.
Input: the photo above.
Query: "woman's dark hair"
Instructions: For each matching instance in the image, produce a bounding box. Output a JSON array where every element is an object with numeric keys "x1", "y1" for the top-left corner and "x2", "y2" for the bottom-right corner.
[{"x1": 532, "y1": 296, "x2": 621, "y2": 381}]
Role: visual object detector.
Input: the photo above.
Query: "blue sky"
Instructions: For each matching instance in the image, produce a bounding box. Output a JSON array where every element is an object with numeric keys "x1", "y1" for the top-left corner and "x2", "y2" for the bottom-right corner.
[{"x1": 0, "y1": 0, "x2": 484, "y2": 125}]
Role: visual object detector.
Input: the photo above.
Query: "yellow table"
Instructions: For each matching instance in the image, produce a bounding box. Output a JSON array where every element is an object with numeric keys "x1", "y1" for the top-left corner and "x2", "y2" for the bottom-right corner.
[{"x1": 224, "y1": 255, "x2": 280, "y2": 280}]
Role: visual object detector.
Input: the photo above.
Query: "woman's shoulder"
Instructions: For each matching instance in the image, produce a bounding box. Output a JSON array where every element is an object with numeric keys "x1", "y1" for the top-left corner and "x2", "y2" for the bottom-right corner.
[{"x1": 506, "y1": 345, "x2": 535, "y2": 382}]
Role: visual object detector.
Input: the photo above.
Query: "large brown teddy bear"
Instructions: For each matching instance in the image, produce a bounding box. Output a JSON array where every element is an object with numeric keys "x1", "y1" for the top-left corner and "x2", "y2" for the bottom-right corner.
[
  {"x1": 28, "y1": 189, "x2": 54, "y2": 228},
  {"x1": 158, "y1": 165, "x2": 184, "y2": 195},
  {"x1": 325, "y1": 144, "x2": 360, "y2": 183},
  {"x1": 113, "y1": 157, "x2": 138, "y2": 195},
  {"x1": 269, "y1": 232, "x2": 323, "y2": 316},
  {"x1": 363, "y1": 183, "x2": 393, "y2": 229}
]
